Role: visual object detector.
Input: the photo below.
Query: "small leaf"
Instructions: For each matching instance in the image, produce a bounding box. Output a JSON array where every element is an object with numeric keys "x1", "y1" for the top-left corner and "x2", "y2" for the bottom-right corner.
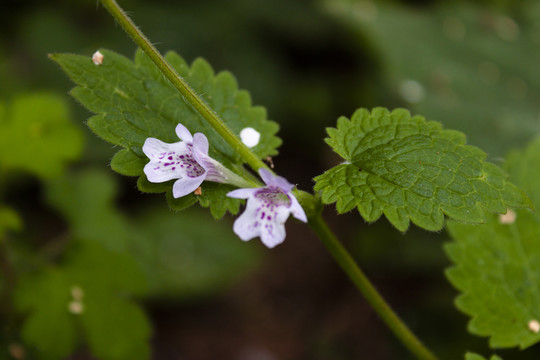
[
  {"x1": 110, "y1": 149, "x2": 145, "y2": 176},
  {"x1": 166, "y1": 190, "x2": 198, "y2": 211},
  {"x1": 465, "y1": 353, "x2": 503, "y2": 360},
  {"x1": 0, "y1": 93, "x2": 83, "y2": 179},
  {"x1": 314, "y1": 108, "x2": 530, "y2": 231},
  {"x1": 446, "y1": 138, "x2": 540, "y2": 349},
  {"x1": 51, "y1": 49, "x2": 281, "y2": 218},
  {"x1": 198, "y1": 182, "x2": 241, "y2": 219}
]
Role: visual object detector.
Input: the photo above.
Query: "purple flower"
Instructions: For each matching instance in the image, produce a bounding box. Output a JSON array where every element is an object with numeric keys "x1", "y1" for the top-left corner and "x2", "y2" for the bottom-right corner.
[
  {"x1": 227, "y1": 169, "x2": 307, "y2": 248},
  {"x1": 143, "y1": 123, "x2": 250, "y2": 198}
]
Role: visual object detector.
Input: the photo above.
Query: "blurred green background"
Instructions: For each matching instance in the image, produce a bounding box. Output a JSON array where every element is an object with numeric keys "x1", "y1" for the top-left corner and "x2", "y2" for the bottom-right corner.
[{"x1": 1, "y1": 0, "x2": 540, "y2": 359}]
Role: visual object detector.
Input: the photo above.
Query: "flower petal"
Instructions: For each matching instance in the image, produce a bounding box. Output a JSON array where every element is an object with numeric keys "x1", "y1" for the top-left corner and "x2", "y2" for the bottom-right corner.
[
  {"x1": 192, "y1": 134, "x2": 252, "y2": 187},
  {"x1": 192, "y1": 133, "x2": 215, "y2": 175},
  {"x1": 193, "y1": 133, "x2": 209, "y2": 155},
  {"x1": 175, "y1": 123, "x2": 193, "y2": 143},
  {"x1": 142, "y1": 138, "x2": 190, "y2": 183},
  {"x1": 289, "y1": 194, "x2": 308, "y2": 222},
  {"x1": 227, "y1": 188, "x2": 258, "y2": 199},
  {"x1": 232, "y1": 200, "x2": 263, "y2": 241},
  {"x1": 232, "y1": 190, "x2": 293, "y2": 248},
  {"x1": 260, "y1": 221, "x2": 286, "y2": 248},
  {"x1": 172, "y1": 174, "x2": 205, "y2": 198},
  {"x1": 259, "y1": 169, "x2": 294, "y2": 192}
]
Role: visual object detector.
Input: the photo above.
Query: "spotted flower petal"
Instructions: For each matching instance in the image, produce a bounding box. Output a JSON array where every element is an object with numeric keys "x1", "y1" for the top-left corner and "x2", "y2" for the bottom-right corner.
[
  {"x1": 143, "y1": 123, "x2": 250, "y2": 198},
  {"x1": 227, "y1": 169, "x2": 307, "y2": 248}
]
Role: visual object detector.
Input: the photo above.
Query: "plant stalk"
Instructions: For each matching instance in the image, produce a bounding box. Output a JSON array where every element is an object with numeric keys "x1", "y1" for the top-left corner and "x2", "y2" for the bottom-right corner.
[
  {"x1": 309, "y1": 213, "x2": 438, "y2": 360},
  {"x1": 99, "y1": 0, "x2": 269, "y2": 174}
]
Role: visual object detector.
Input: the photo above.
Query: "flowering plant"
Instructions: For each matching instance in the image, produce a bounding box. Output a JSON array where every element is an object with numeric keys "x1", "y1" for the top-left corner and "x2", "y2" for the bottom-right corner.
[{"x1": 3, "y1": 1, "x2": 539, "y2": 360}]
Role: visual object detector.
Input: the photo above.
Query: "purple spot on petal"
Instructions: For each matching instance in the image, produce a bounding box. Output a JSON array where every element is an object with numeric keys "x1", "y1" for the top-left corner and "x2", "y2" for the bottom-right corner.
[{"x1": 168, "y1": 156, "x2": 173, "y2": 160}]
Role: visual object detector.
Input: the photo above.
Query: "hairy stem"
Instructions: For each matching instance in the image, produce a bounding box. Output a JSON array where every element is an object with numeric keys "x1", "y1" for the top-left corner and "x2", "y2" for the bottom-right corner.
[
  {"x1": 309, "y1": 213, "x2": 438, "y2": 360},
  {"x1": 99, "y1": 0, "x2": 269, "y2": 175}
]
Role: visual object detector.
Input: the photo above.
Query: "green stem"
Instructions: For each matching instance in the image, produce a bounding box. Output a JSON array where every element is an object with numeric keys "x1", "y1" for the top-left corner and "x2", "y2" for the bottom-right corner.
[
  {"x1": 309, "y1": 214, "x2": 438, "y2": 360},
  {"x1": 99, "y1": 0, "x2": 269, "y2": 174}
]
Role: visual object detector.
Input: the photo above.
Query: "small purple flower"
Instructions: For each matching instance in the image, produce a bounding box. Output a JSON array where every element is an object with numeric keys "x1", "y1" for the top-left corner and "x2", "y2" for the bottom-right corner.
[
  {"x1": 143, "y1": 123, "x2": 250, "y2": 198},
  {"x1": 227, "y1": 169, "x2": 307, "y2": 248}
]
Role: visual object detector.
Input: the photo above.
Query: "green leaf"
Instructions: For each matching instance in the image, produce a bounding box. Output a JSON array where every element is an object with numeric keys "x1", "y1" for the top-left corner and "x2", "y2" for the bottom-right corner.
[
  {"x1": 110, "y1": 149, "x2": 145, "y2": 176},
  {"x1": 0, "y1": 93, "x2": 83, "y2": 179},
  {"x1": 505, "y1": 138, "x2": 540, "y2": 211},
  {"x1": 445, "y1": 138, "x2": 540, "y2": 349},
  {"x1": 314, "y1": 108, "x2": 530, "y2": 231},
  {"x1": 465, "y1": 353, "x2": 502, "y2": 360},
  {"x1": 130, "y1": 207, "x2": 260, "y2": 299},
  {"x1": 15, "y1": 241, "x2": 150, "y2": 360},
  {"x1": 44, "y1": 168, "x2": 253, "y2": 299},
  {"x1": 0, "y1": 205, "x2": 22, "y2": 238},
  {"x1": 45, "y1": 169, "x2": 131, "y2": 252},
  {"x1": 51, "y1": 49, "x2": 281, "y2": 217},
  {"x1": 198, "y1": 182, "x2": 241, "y2": 219},
  {"x1": 15, "y1": 270, "x2": 78, "y2": 360}
]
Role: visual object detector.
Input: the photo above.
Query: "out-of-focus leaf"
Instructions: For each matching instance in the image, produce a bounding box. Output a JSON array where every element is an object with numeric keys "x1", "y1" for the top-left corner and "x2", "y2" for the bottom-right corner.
[
  {"x1": 15, "y1": 241, "x2": 150, "y2": 360},
  {"x1": 131, "y1": 207, "x2": 260, "y2": 299},
  {"x1": 0, "y1": 205, "x2": 22, "y2": 238},
  {"x1": 325, "y1": 0, "x2": 540, "y2": 157},
  {"x1": 15, "y1": 270, "x2": 77, "y2": 360},
  {"x1": 46, "y1": 168, "x2": 259, "y2": 299},
  {"x1": 0, "y1": 93, "x2": 83, "y2": 179},
  {"x1": 45, "y1": 169, "x2": 130, "y2": 252},
  {"x1": 446, "y1": 138, "x2": 540, "y2": 349},
  {"x1": 505, "y1": 138, "x2": 540, "y2": 209},
  {"x1": 314, "y1": 108, "x2": 530, "y2": 231},
  {"x1": 51, "y1": 49, "x2": 281, "y2": 218},
  {"x1": 465, "y1": 353, "x2": 503, "y2": 360}
]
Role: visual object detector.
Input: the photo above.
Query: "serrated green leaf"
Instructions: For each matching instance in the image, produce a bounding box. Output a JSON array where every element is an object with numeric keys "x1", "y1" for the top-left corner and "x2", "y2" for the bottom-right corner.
[
  {"x1": 0, "y1": 93, "x2": 83, "y2": 179},
  {"x1": 51, "y1": 49, "x2": 281, "y2": 218},
  {"x1": 110, "y1": 149, "x2": 145, "y2": 176},
  {"x1": 198, "y1": 182, "x2": 241, "y2": 219},
  {"x1": 465, "y1": 353, "x2": 502, "y2": 360},
  {"x1": 314, "y1": 108, "x2": 530, "y2": 231},
  {"x1": 15, "y1": 241, "x2": 150, "y2": 360},
  {"x1": 166, "y1": 189, "x2": 198, "y2": 211},
  {"x1": 446, "y1": 138, "x2": 540, "y2": 349}
]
